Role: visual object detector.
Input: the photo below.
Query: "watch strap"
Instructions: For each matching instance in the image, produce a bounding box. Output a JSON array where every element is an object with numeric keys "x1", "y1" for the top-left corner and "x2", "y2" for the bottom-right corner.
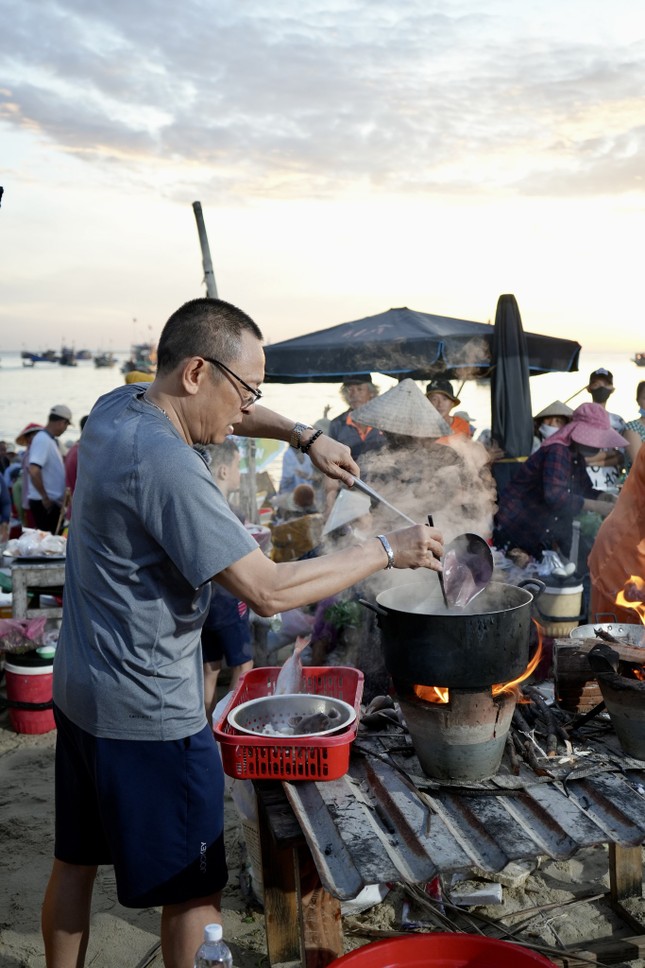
[{"x1": 289, "y1": 422, "x2": 313, "y2": 450}]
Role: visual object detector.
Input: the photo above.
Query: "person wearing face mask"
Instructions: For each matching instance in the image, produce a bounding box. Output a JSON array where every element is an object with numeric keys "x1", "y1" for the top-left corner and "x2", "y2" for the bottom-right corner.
[
  {"x1": 531, "y1": 400, "x2": 573, "y2": 452},
  {"x1": 623, "y1": 381, "x2": 645, "y2": 472},
  {"x1": 584, "y1": 369, "x2": 626, "y2": 492},
  {"x1": 493, "y1": 403, "x2": 627, "y2": 568}
]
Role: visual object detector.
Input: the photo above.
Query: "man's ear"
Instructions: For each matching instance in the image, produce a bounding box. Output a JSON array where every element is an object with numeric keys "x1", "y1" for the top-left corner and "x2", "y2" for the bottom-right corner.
[
  {"x1": 182, "y1": 357, "x2": 210, "y2": 395},
  {"x1": 215, "y1": 463, "x2": 228, "y2": 482}
]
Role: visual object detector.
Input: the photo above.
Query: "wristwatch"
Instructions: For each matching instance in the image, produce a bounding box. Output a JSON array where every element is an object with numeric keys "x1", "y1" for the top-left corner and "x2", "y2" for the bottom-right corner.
[{"x1": 289, "y1": 422, "x2": 313, "y2": 450}]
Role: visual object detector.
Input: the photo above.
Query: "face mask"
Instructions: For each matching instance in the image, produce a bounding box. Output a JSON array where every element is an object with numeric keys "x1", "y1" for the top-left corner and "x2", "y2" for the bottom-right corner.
[
  {"x1": 539, "y1": 423, "x2": 559, "y2": 439},
  {"x1": 590, "y1": 387, "x2": 612, "y2": 404}
]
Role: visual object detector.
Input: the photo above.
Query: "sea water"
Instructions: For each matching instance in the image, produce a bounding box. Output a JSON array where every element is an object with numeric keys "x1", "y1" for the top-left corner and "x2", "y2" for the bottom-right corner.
[{"x1": 0, "y1": 347, "x2": 641, "y2": 485}]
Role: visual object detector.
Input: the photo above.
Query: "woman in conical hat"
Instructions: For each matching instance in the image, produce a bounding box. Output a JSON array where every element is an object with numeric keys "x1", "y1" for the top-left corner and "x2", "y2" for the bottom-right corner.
[{"x1": 349, "y1": 380, "x2": 494, "y2": 540}]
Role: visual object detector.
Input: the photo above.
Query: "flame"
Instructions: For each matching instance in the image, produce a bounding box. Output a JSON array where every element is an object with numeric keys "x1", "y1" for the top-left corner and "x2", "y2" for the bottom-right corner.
[
  {"x1": 615, "y1": 575, "x2": 645, "y2": 625},
  {"x1": 413, "y1": 684, "x2": 449, "y2": 704},
  {"x1": 493, "y1": 622, "x2": 543, "y2": 700},
  {"x1": 412, "y1": 622, "x2": 544, "y2": 705},
  {"x1": 631, "y1": 666, "x2": 645, "y2": 681}
]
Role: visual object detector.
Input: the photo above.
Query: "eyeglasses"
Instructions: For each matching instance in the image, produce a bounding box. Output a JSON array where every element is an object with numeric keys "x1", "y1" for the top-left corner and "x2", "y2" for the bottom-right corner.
[{"x1": 203, "y1": 356, "x2": 263, "y2": 409}]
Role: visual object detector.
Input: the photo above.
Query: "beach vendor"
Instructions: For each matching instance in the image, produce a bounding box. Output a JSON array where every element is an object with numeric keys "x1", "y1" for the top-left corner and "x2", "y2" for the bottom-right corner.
[
  {"x1": 588, "y1": 443, "x2": 645, "y2": 623},
  {"x1": 425, "y1": 378, "x2": 472, "y2": 438},
  {"x1": 493, "y1": 403, "x2": 627, "y2": 569},
  {"x1": 327, "y1": 377, "x2": 384, "y2": 459},
  {"x1": 42, "y1": 297, "x2": 443, "y2": 968}
]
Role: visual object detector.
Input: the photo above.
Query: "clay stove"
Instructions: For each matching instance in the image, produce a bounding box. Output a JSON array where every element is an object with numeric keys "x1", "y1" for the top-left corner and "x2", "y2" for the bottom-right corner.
[
  {"x1": 391, "y1": 635, "x2": 541, "y2": 783},
  {"x1": 397, "y1": 684, "x2": 515, "y2": 781}
]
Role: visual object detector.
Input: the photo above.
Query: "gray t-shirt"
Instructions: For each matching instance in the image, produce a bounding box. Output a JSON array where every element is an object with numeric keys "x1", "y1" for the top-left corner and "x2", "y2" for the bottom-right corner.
[{"x1": 53, "y1": 384, "x2": 257, "y2": 740}]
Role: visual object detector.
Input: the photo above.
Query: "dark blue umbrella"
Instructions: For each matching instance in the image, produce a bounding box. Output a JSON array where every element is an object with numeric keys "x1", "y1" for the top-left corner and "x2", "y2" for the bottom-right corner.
[
  {"x1": 490, "y1": 294, "x2": 534, "y2": 492},
  {"x1": 264, "y1": 306, "x2": 580, "y2": 384}
]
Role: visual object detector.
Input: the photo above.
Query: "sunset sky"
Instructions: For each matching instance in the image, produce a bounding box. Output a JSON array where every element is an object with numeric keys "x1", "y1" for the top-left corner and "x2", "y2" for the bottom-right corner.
[{"x1": 1, "y1": 0, "x2": 644, "y2": 353}]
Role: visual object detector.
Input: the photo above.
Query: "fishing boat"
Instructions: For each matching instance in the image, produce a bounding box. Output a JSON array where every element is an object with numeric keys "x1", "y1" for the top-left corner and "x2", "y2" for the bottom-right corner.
[
  {"x1": 59, "y1": 346, "x2": 77, "y2": 366},
  {"x1": 21, "y1": 349, "x2": 58, "y2": 366},
  {"x1": 632, "y1": 352, "x2": 645, "y2": 367},
  {"x1": 121, "y1": 341, "x2": 156, "y2": 374},
  {"x1": 94, "y1": 350, "x2": 116, "y2": 368}
]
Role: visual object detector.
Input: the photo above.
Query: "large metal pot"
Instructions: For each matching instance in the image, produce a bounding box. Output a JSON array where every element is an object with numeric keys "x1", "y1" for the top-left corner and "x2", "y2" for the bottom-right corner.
[{"x1": 360, "y1": 579, "x2": 543, "y2": 689}]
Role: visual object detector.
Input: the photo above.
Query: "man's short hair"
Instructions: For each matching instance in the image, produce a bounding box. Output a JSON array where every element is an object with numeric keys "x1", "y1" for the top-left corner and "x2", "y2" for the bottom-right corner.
[
  {"x1": 204, "y1": 438, "x2": 240, "y2": 470},
  {"x1": 156, "y1": 298, "x2": 263, "y2": 374}
]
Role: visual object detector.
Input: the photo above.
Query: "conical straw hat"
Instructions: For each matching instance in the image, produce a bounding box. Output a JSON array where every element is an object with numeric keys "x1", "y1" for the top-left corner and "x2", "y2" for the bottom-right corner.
[
  {"x1": 350, "y1": 379, "x2": 450, "y2": 438},
  {"x1": 533, "y1": 400, "x2": 574, "y2": 421},
  {"x1": 322, "y1": 488, "x2": 371, "y2": 536}
]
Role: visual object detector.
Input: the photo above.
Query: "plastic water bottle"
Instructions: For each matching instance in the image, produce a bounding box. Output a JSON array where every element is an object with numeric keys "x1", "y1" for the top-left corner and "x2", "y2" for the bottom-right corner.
[{"x1": 194, "y1": 923, "x2": 233, "y2": 968}]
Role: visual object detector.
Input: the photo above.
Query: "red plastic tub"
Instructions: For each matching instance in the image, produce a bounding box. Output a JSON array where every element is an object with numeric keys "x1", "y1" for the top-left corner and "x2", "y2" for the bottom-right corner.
[
  {"x1": 4, "y1": 660, "x2": 55, "y2": 734},
  {"x1": 326, "y1": 933, "x2": 557, "y2": 967},
  {"x1": 214, "y1": 666, "x2": 364, "y2": 781}
]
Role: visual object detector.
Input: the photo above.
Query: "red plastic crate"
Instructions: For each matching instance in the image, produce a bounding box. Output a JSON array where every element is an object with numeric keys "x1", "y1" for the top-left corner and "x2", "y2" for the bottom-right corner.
[{"x1": 214, "y1": 666, "x2": 364, "y2": 781}]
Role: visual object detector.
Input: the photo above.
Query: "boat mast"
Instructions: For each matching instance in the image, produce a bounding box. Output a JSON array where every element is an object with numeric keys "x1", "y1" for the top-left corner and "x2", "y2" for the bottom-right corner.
[{"x1": 192, "y1": 201, "x2": 218, "y2": 298}]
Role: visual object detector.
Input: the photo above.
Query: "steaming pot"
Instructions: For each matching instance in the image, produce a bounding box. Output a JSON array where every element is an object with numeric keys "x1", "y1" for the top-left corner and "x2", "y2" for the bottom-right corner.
[{"x1": 360, "y1": 579, "x2": 543, "y2": 689}]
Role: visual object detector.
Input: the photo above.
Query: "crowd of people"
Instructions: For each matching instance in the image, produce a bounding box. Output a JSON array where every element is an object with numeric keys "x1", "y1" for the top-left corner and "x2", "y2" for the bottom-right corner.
[{"x1": 1, "y1": 302, "x2": 643, "y2": 968}]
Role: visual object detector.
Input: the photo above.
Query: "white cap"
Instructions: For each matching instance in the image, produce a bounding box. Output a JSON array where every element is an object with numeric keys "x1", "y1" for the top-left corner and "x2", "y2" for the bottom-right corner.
[{"x1": 205, "y1": 923, "x2": 223, "y2": 943}]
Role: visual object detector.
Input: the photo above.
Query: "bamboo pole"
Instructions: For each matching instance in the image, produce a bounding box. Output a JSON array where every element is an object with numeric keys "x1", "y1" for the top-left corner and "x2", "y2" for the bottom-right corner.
[{"x1": 192, "y1": 201, "x2": 218, "y2": 298}]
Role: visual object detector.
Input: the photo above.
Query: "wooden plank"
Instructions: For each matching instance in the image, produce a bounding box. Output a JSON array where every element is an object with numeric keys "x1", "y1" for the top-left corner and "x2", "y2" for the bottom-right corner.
[
  {"x1": 257, "y1": 784, "x2": 300, "y2": 965},
  {"x1": 296, "y1": 842, "x2": 343, "y2": 968},
  {"x1": 555, "y1": 638, "x2": 645, "y2": 665},
  {"x1": 609, "y1": 843, "x2": 642, "y2": 902},
  {"x1": 285, "y1": 780, "x2": 365, "y2": 901},
  {"x1": 565, "y1": 934, "x2": 645, "y2": 965}
]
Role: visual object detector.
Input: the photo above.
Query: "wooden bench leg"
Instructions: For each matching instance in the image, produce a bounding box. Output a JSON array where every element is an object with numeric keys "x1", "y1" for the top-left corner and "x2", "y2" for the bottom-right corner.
[
  {"x1": 257, "y1": 789, "x2": 301, "y2": 965},
  {"x1": 297, "y1": 841, "x2": 343, "y2": 968},
  {"x1": 256, "y1": 783, "x2": 344, "y2": 967},
  {"x1": 609, "y1": 843, "x2": 644, "y2": 933}
]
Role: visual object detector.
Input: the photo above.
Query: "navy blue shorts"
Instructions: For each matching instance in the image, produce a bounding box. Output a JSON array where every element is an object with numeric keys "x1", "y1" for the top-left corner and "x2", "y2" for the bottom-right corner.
[
  {"x1": 53, "y1": 706, "x2": 227, "y2": 908},
  {"x1": 201, "y1": 617, "x2": 252, "y2": 667}
]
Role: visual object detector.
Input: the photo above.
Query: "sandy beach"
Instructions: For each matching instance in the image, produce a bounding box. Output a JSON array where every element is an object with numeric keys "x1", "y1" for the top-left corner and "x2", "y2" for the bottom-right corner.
[{"x1": 2, "y1": 696, "x2": 645, "y2": 968}]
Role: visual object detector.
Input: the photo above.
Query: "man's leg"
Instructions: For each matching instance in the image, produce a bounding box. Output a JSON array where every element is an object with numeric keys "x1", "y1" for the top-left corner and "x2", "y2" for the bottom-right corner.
[
  {"x1": 228, "y1": 658, "x2": 253, "y2": 693},
  {"x1": 160, "y1": 891, "x2": 222, "y2": 968},
  {"x1": 42, "y1": 859, "x2": 97, "y2": 968}
]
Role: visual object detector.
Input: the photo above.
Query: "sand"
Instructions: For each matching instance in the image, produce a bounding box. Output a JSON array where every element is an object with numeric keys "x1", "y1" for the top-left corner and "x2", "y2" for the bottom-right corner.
[{"x1": 2, "y1": 706, "x2": 645, "y2": 968}]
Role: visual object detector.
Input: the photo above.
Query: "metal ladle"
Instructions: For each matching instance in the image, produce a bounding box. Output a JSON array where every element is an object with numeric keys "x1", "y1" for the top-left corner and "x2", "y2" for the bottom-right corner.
[
  {"x1": 441, "y1": 532, "x2": 494, "y2": 608},
  {"x1": 348, "y1": 479, "x2": 493, "y2": 608}
]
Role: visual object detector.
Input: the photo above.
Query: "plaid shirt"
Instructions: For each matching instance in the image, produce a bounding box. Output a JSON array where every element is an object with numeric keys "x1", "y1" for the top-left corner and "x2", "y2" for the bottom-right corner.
[{"x1": 494, "y1": 443, "x2": 596, "y2": 558}]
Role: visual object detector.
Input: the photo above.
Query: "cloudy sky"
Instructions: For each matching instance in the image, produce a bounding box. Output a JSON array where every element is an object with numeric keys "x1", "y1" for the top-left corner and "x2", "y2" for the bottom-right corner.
[{"x1": 1, "y1": 0, "x2": 644, "y2": 352}]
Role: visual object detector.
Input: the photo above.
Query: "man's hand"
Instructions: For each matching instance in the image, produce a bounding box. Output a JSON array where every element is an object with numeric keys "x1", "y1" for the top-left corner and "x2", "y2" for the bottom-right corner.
[
  {"x1": 385, "y1": 523, "x2": 444, "y2": 571},
  {"x1": 306, "y1": 435, "x2": 360, "y2": 487}
]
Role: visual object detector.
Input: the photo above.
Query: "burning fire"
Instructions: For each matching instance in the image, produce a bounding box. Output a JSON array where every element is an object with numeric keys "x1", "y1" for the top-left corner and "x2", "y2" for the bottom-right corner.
[
  {"x1": 615, "y1": 575, "x2": 645, "y2": 625},
  {"x1": 413, "y1": 621, "x2": 543, "y2": 704}
]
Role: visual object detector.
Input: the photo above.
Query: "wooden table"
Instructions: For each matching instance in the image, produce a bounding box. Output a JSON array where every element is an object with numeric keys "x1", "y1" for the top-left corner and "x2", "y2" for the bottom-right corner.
[
  {"x1": 10, "y1": 559, "x2": 65, "y2": 621},
  {"x1": 254, "y1": 740, "x2": 645, "y2": 968}
]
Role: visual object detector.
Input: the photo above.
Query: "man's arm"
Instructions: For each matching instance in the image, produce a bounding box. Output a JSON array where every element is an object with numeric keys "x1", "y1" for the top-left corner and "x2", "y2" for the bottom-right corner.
[
  {"x1": 28, "y1": 464, "x2": 53, "y2": 505},
  {"x1": 215, "y1": 523, "x2": 444, "y2": 617},
  {"x1": 232, "y1": 405, "x2": 360, "y2": 487}
]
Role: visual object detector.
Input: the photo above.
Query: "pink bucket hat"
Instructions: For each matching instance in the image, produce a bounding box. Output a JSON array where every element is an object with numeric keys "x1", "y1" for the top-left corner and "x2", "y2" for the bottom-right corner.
[{"x1": 543, "y1": 402, "x2": 628, "y2": 450}]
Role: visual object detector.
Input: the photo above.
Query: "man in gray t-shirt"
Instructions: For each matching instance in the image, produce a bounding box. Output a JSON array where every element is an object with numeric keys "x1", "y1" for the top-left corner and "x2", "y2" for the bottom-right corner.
[{"x1": 42, "y1": 297, "x2": 444, "y2": 968}]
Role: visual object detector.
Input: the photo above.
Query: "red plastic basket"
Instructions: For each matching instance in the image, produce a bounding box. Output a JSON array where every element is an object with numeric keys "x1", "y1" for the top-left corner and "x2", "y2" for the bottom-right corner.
[
  {"x1": 326, "y1": 933, "x2": 557, "y2": 967},
  {"x1": 214, "y1": 666, "x2": 364, "y2": 781}
]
